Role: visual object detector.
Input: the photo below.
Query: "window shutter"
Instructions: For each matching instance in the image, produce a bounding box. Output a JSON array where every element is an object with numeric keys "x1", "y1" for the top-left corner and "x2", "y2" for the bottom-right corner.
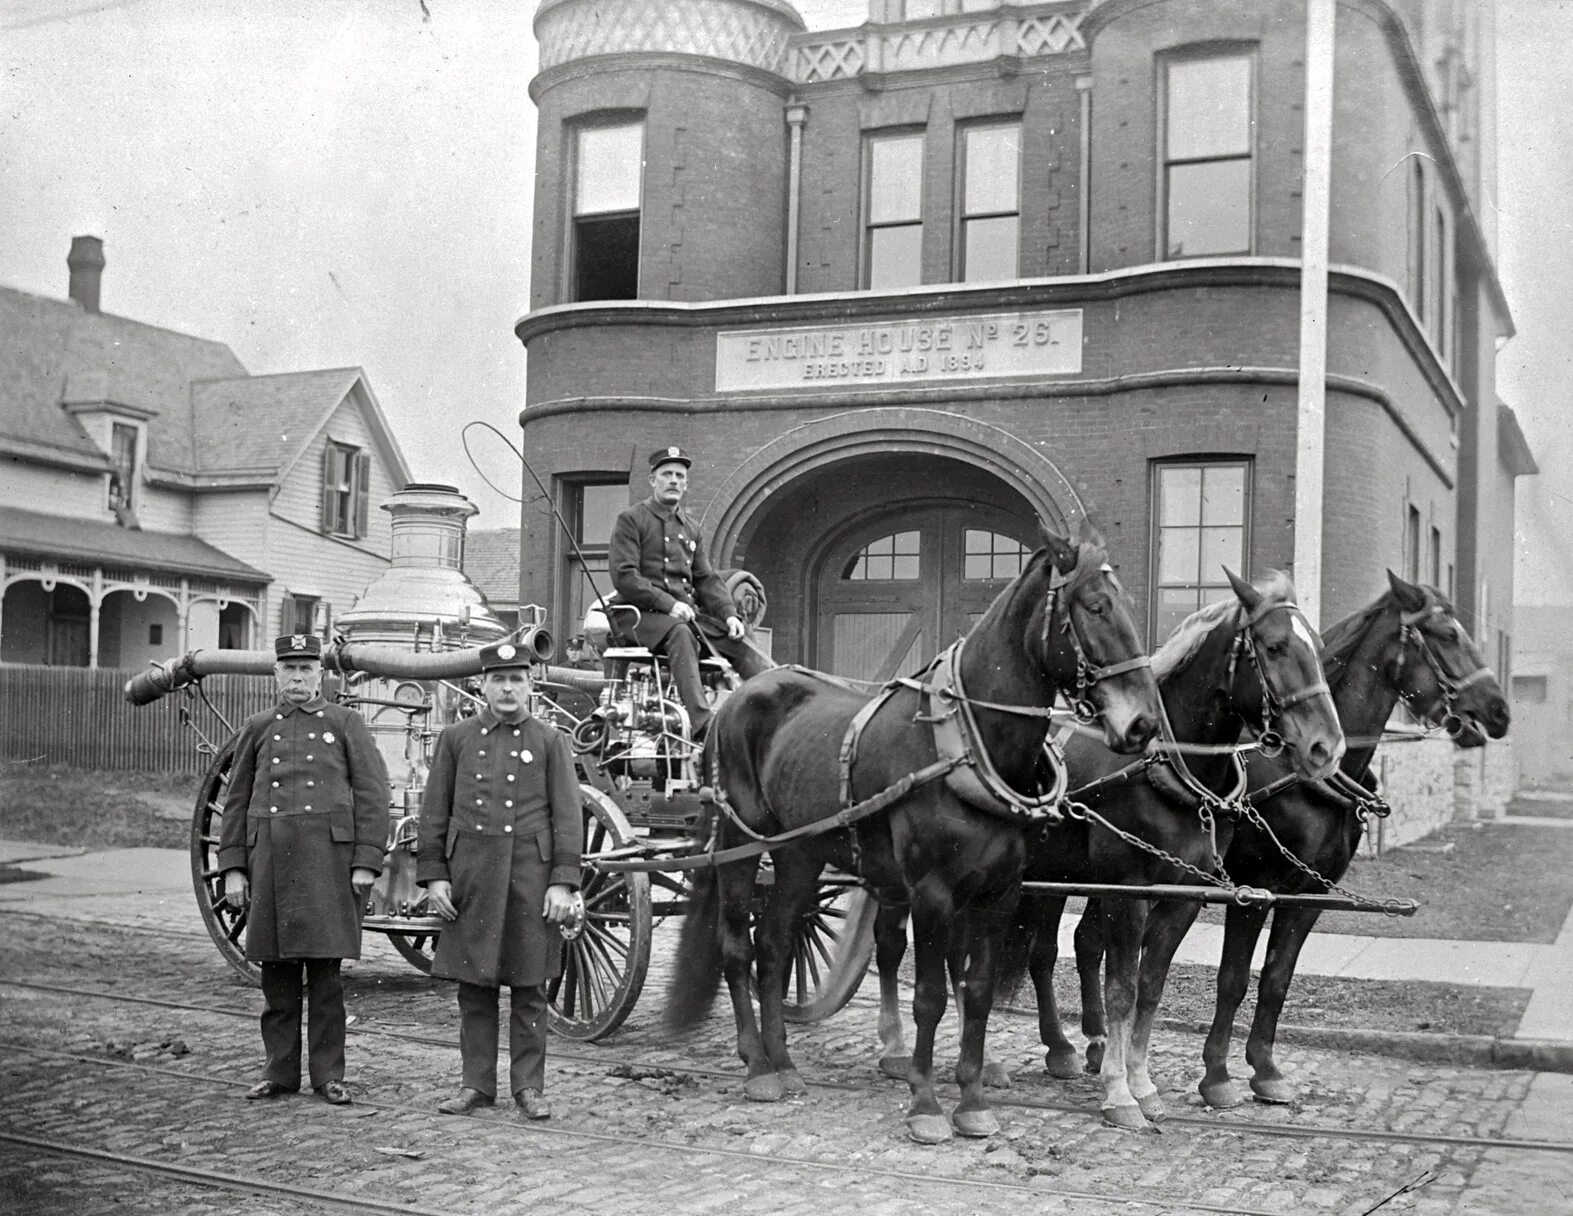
[
  {"x1": 353, "y1": 452, "x2": 371, "y2": 539},
  {"x1": 278, "y1": 594, "x2": 295, "y2": 637},
  {"x1": 320, "y1": 447, "x2": 336, "y2": 532}
]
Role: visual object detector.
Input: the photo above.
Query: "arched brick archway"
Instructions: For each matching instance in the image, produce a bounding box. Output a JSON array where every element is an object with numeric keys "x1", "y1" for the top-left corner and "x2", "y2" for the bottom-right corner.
[{"x1": 699, "y1": 407, "x2": 1085, "y2": 564}]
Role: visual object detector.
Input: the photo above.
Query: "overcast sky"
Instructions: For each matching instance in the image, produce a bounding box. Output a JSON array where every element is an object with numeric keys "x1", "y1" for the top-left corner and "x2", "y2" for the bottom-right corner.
[{"x1": 3, "y1": 0, "x2": 1570, "y2": 596}]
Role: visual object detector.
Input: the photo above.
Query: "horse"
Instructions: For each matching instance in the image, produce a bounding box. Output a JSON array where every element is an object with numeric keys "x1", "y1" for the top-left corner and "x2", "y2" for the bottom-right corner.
[
  {"x1": 663, "y1": 524, "x2": 1164, "y2": 1144},
  {"x1": 873, "y1": 568, "x2": 1346, "y2": 1130},
  {"x1": 1183, "y1": 572, "x2": 1510, "y2": 1108}
]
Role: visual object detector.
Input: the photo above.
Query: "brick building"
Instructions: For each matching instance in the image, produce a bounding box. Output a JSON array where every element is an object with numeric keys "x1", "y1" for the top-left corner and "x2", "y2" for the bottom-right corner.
[{"x1": 512, "y1": 0, "x2": 1529, "y2": 808}]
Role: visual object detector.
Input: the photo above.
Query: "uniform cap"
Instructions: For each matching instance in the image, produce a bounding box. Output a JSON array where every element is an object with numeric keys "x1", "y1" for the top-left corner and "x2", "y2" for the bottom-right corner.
[
  {"x1": 479, "y1": 641, "x2": 534, "y2": 672},
  {"x1": 648, "y1": 445, "x2": 692, "y2": 471},
  {"x1": 274, "y1": 633, "x2": 323, "y2": 660}
]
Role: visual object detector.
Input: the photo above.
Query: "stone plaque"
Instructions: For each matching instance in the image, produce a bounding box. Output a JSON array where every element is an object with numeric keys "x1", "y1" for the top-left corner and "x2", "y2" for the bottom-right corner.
[{"x1": 715, "y1": 309, "x2": 1082, "y2": 392}]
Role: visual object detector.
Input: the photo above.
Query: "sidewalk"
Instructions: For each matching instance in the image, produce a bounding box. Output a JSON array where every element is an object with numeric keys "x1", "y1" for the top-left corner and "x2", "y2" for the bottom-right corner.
[{"x1": 3, "y1": 832, "x2": 1571, "y2": 1063}]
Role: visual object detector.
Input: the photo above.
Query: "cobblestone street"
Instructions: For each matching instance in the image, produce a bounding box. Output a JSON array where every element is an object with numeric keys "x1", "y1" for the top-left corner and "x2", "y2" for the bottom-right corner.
[{"x1": 2, "y1": 911, "x2": 1570, "y2": 1215}]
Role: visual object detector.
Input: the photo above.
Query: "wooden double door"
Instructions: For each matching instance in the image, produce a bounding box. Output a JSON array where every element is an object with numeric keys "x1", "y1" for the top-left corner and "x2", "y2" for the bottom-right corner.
[{"x1": 812, "y1": 503, "x2": 1036, "y2": 684}]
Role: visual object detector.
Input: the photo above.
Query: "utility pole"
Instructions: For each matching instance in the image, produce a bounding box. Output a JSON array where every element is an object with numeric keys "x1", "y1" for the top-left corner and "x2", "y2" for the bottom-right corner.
[{"x1": 1293, "y1": 0, "x2": 1336, "y2": 626}]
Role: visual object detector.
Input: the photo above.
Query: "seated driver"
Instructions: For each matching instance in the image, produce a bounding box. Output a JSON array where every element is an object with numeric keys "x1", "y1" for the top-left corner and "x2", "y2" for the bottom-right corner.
[{"x1": 607, "y1": 446, "x2": 771, "y2": 736}]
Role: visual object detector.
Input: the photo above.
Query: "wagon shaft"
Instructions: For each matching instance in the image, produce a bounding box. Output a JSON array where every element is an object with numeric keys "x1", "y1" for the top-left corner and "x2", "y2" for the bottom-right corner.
[{"x1": 1020, "y1": 880, "x2": 1419, "y2": 914}]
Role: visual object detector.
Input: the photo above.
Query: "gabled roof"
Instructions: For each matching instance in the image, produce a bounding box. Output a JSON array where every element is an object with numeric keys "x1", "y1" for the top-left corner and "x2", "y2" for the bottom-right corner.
[
  {"x1": 1, "y1": 283, "x2": 412, "y2": 490},
  {"x1": 463, "y1": 528, "x2": 521, "y2": 605},
  {"x1": 0, "y1": 504, "x2": 267, "y2": 582},
  {"x1": 0, "y1": 285, "x2": 247, "y2": 472}
]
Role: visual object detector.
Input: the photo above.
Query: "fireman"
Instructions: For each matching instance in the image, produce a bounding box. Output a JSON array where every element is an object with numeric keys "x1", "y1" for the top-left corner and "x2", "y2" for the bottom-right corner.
[
  {"x1": 217, "y1": 633, "x2": 387, "y2": 1105},
  {"x1": 417, "y1": 643, "x2": 584, "y2": 1120}
]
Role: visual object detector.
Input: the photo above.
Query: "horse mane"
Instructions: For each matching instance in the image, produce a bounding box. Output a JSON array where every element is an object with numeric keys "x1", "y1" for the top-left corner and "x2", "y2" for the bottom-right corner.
[
  {"x1": 1320, "y1": 582, "x2": 1450, "y2": 686},
  {"x1": 1150, "y1": 569, "x2": 1297, "y2": 681}
]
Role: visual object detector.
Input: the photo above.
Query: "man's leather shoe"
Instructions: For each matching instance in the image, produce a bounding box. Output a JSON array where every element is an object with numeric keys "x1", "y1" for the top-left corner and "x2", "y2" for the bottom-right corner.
[
  {"x1": 437, "y1": 1087, "x2": 495, "y2": 1116},
  {"x1": 314, "y1": 1080, "x2": 352, "y2": 1106},
  {"x1": 515, "y1": 1088, "x2": 551, "y2": 1120},
  {"x1": 245, "y1": 1080, "x2": 295, "y2": 1100}
]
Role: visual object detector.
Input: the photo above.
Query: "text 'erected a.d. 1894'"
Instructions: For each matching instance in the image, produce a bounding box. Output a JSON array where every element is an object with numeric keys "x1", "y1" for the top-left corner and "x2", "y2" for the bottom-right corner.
[{"x1": 714, "y1": 309, "x2": 1083, "y2": 392}]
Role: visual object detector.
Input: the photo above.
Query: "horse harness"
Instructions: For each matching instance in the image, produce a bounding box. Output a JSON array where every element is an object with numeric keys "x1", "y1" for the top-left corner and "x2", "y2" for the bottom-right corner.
[{"x1": 1393, "y1": 602, "x2": 1495, "y2": 738}]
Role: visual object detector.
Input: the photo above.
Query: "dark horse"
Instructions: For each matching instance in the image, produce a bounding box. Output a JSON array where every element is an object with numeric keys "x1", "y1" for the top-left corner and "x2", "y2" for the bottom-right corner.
[
  {"x1": 878, "y1": 569, "x2": 1346, "y2": 1130},
  {"x1": 1185, "y1": 572, "x2": 1510, "y2": 1108},
  {"x1": 664, "y1": 525, "x2": 1164, "y2": 1144}
]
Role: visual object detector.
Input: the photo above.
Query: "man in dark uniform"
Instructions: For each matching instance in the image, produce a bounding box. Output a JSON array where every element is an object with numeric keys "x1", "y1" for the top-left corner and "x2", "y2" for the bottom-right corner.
[
  {"x1": 418, "y1": 643, "x2": 584, "y2": 1120},
  {"x1": 218, "y1": 633, "x2": 387, "y2": 1105},
  {"x1": 608, "y1": 446, "x2": 772, "y2": 735}
]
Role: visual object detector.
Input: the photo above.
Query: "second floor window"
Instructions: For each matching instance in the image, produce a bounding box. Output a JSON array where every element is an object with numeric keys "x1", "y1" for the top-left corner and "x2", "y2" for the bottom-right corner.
[
  {"x1": 959, "y1": 121, "x2": 1021, "y2": 282},
  {"x1": 1152, "y1": 460, "x2": 1249, "y2": 645},
  {"x1": 107, "y1": 421, "x2": 138, "y2": 512},
  {"x1": 1163, "y1": 52, "x2": 1254, "y2": 259},
  {"x1": 321, "y1": 442, "x2": 370, "y2": 539},
  {"x1": 864, "y1": 131, "x2": 924, "y2": 290},
  {"x1": 573, "y1": 120, "x2": 643, "y2": 302}
]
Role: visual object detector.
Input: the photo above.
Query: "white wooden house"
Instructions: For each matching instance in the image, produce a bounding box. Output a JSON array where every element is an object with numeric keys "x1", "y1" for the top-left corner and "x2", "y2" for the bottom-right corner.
[{"x1": 0, "y1": 237, "x2": 412, "y2": 668}]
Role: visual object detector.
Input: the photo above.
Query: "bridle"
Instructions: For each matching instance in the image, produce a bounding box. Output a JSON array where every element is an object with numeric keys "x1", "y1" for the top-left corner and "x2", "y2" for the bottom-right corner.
[
  {"x1": 1225, "y1": 599, "x2": 1331, "y2": 758},
  {"x1": 1042, "y1": 559, "x2": 1152, "y2": 724},
  {"x1": 1393, "y1": 603, "x2": 1494, "y2": 738}
]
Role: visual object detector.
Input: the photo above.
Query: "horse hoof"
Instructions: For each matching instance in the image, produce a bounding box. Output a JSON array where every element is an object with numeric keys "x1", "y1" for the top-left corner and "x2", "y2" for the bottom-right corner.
[
  {"x1": 1084, "y1": 1044, "x2": 1105, "y2": 1073},
  {"x1": 1199, "y1": 1079, "x2": 1246, "y2": 1109},
  {"x1": 952, "y1": 1108, "x2": 1000, "y2": 1138},
  {"x1": 1250, "y1": 1077, "x2": 1295, "y2": 1105},
  {"x1": 779, "y1": 1069, "x2": 807, "y2": 1097},
  {"x1": 878, "y1": 1055, "x2": 910, "y2": 1082},
  {"x1": 1044, "y1": 1048, "x2": 1081, "y2": 1080},
  {"x1": 907, "y1": 1114, "x2": 953, "y2": 1144},
  {"x1": 1101, "y1": 1104, "x2": 1149, "y2": 1131},
  {"x1": 744, "y1": 1075, "x2": 784, "y2": 1103},
  {"x1": 1135, "y1": 1091, "x2": 1167, "y2": 1123},
  {"x1": 980, "y1": 1062, "x2": 1013, "y2": 1089}
]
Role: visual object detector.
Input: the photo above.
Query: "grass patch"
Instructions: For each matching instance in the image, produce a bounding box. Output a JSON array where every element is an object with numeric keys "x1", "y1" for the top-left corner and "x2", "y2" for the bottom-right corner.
[{"x1": 0, "y1": 763, "x2": 195, "y2": 850}]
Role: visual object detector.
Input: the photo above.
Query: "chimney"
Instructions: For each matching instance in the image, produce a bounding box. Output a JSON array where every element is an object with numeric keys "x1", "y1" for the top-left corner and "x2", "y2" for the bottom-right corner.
[{"x1": 67, "y1": 235, "x2": 105, "y2": 314}]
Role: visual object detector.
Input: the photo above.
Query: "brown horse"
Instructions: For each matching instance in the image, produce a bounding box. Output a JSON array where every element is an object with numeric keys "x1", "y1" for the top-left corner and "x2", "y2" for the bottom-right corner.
[
  {"x1": 664, "y1": 526, "x2": 1163, "y2": 1144},
  {"x1": 1187, "y1": 572, "x2": 1510, "y2": 1107},
  {"x1": 875, "y1": 569, "x2": 1345, "y2": 1129}
]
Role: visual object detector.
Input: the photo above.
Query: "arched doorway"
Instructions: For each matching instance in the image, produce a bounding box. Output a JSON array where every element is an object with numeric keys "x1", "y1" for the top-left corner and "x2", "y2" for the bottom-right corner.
[
  {"x1": 812, "y1": 502, "x2": 1035, "y2": 682},
  {"x1": 728, "y1": 450, "x2": 1046, "y2": 676}
]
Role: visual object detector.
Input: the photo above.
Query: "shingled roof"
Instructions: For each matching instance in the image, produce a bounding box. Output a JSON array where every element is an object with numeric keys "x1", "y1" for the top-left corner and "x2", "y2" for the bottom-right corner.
[
  {"x1": 463, "y1": 529, "x2": 521, "y2": 606},
  {"x1": 0, "y1": 284, "x2": 409, "y2": 487},
  {"x1": 0, "y1": 285, "x2": 247, "y2": 472}
]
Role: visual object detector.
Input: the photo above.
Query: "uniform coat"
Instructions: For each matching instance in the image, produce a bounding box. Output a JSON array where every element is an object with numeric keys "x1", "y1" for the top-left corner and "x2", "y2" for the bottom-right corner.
[
  {"x1": 609, "y1": 497, "x2": 738, "y2": 650},
  {"x1": 216, "y1": 697, "x2": 388, "y2": 961},
  {"x1": 416, "y1": 711, "x2": 583, "y2": 988}
]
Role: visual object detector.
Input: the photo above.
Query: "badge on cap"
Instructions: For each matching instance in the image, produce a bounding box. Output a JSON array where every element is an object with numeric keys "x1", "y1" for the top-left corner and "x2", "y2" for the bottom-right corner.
[
  {"x1": 497, "y1": 644, "x2": 516, "y2": 661},
  {"x1": 292, "y1": 634, "x2": 307, "y2": 651}
]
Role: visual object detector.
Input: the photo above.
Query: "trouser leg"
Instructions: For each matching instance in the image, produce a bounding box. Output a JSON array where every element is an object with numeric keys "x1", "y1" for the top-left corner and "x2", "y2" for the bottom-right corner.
[
  {"x1": 457, "y1": 982, "x2": 502, "y2": 1098},
  {"x1": 708, "y1": 631, "x2": 773, "y2": 680},
  {"x1": 659, "y1": 624, "x2": 710, "y2": 721},
  {"x1": 508, "y1": 984, "x2": 549, "y2": 1096},
  {"x1": 303, "y1": 957, "x2": 346, "y2": 1088},
  {"x1": 259, "y1": 960, "x2": 304, "y2": 1089}
]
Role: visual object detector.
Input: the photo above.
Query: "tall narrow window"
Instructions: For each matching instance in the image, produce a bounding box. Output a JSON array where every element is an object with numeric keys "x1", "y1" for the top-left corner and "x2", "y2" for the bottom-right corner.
[
  {"x1": 1408, "y1": 160, "x2": 1426, "y2": 323},
  {"x1": 1152, "y1": 461, "x2": 1249, "y2": 644},
  {"x1": 562, "y1": 479, "x2": 629, "y2": 633},
  {"x1": 107, "y1": 422, "x2": 138, "y2": 512},
  {"x1": 864, "y1": 131, "x2": 924, "y2": 289},
  {"x1": 572, "y1": 120, "x2": 643, "y2": 302},
  {"x1": 1432, "y1": 204, "x2": 1453, "y2": 363},
  {"x1": 1163, "y1": 53, "x2": 1254, "y2": 258},
  {"x1": 1428, "y1": 526, "x2": 1442, "y2": 587},
  {"x1": 959, "y1": 121, "x2": 1021, "y2": 282},
  {"x1": 321, "y1": 442, "x2": 370, "y2": 539},
  {"x1": 1404, "y1": 504, "x2": 1422, "y2": 582}
]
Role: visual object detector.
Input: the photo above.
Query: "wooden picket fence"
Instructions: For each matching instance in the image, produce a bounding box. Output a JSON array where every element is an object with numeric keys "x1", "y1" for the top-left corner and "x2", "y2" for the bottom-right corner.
[{"x1": 0, "y1": 665, "x2": 277, "y2": 773}]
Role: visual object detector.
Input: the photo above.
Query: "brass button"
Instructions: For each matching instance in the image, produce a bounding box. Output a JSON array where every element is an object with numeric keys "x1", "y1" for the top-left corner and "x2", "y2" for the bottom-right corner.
[
  {"x1": 306, "y1": 755, "x2": 314, "y2": 761},
  {"x1": 505, "y1": 800, "x2": 514, "y2": 808},
  {"x1": 304, "y1": 804, "x2": 312, "y2": 811},
  {"x1": 308, "y1": 732, "x2": 316, "y2": 740},
  {"x1": 504, "y1": 825, "x2": 513, "y2": 833},
  {"x1": 479, "y1": 750, "x2": 486, "y2": 757},
  {"x1": 272, "y1": 781, "x2": 279, "y2": 788},
  {"x1": 306, "y1": 781, "x2": 315, "y2": 788},
  {"x1": 506, "y1": 774, "x2": 515, "y2": 782},
  {"x1": 270, "y1": 806, "x2": 278, "y2": 813},
  {"x1": 273, "y1": 734, "x2": 281, "y2": 741}
]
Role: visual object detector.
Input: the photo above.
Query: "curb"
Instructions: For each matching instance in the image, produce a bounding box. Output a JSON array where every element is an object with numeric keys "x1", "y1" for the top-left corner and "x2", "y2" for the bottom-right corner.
[{"x1": 1154, "y1": 1017, "x2": 1573, "y2": 1074}]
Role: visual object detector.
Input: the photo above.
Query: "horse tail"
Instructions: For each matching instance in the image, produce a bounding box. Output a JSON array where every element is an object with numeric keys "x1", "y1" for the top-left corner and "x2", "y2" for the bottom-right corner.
[
  {"x1": 664, "y1": 734, "x2": 725, "y2": 1030},
  {"x1": 993, "y1": 885, "x2": 1040, "y2": 1004}
]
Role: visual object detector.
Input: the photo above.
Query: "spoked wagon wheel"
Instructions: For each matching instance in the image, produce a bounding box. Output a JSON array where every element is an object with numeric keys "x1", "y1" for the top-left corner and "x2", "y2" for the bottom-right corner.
[
  {"x1": 547, "y1": 785, "x2": 652, "y2": 1041},
  {"x1": 190, "y1": 733, "x2": 261, "y2": 985},
  {"x1": 385, "y1": 931, "x2": 437, "y2": 972},
  {"x1": 782, "y1": 880, "x2": 878, "y2": 1023}
]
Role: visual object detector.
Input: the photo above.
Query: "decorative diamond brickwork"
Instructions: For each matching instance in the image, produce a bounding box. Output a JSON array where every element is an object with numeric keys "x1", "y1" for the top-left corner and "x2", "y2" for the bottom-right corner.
[
  {"x1": 1016, "y1": 13, "x2": 1087, "y2": 56},
  {"x1": 537, "y1": 0, "x2": 795, "y2": 74}
]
